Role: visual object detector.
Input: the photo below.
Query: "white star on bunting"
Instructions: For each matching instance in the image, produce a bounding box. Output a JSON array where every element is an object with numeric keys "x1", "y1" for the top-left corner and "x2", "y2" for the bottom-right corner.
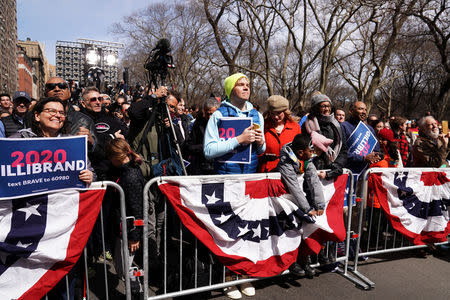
[
  {"x1": 17, "y1": 241, "x2": 32, "y2": 248},
  {"x1": 216, "y1": 212, "x2": 231, "y2": 224},
  {"x1": 396, "y1": 172, "x2": 406, "y2": 181},
  {"x1": 252, "y1": 224, "x2": 261, "y2": 238},
  {"x1": 17, "y1": 204, "x2": 41, "y2": 221},
  {"x1": 205, "y1": 191, "x2": 221, "y2": 204},
  {"x1": 237, "y1": 224, "x2": 250, "y2": 237}
]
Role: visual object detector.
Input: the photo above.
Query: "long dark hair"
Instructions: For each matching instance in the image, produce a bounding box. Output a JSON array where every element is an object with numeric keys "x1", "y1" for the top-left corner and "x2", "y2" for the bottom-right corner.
[
  {"x1": 382, "y1": 140, "x2": 399, "y2": 161},
  {"x1": 31, "y1": 97, "x2": 70, "y2": 137},
  {"x1": 105, "y1": 138, "x2": 143, "y2": 166}
]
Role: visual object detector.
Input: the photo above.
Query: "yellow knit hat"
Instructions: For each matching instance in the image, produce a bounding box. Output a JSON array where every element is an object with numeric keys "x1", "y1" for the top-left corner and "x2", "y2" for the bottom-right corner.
[{"x1": 224, "y1": 73, "x2": 248, "y2": 99}]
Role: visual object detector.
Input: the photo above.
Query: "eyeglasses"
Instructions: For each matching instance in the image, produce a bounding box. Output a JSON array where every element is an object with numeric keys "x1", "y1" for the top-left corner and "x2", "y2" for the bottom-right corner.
[
  {"x1": 89, "y1": 97, "x2": 103, "y2": 102},
  {"x1": 42, "y1": 108, "x2": 66, "y2": 117},
  {"x1": 45, "y1": 82, "x2": 68, "y2": 91},
  {"x1": 320, "y1": 103, "x2": 331, "y2": 109}
]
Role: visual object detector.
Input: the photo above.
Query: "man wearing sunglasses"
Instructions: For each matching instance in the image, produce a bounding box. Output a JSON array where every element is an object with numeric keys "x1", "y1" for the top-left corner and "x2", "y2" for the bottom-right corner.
[
  {"x1": 80, "y1": 87, "x2": 126, "y2": 138},
  {"x1": 0, "y1": 91, "x2": 31, "y2": 137},
  {"x1": 44, "y1": 77, "x2": 97, "y2": 149},
  {"x1": 80, "y1": 87, "x2": 127, "y2": 172}
]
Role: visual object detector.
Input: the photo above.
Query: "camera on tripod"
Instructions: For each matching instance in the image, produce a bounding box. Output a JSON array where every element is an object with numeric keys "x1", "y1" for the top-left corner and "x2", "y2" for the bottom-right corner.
[{"x1": 144, "y1": 38, "x2": 175, "y2": 88}]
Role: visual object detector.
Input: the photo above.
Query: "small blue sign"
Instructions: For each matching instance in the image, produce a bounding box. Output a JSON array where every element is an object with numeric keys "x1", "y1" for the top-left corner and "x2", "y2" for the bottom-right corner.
[
  {"x1": 346, "y1": 121, "x2": 378, "y2": 174},
  {"x1": 0, "y1": 136, "x2": 88, "y2": 200},
  {"x1": 217, "y1": 117, "x2": 252, "y2": 164}
]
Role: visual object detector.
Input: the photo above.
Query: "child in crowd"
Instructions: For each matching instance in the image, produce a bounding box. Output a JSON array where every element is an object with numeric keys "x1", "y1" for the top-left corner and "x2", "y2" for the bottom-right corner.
[
  {"x1": 276, "y1": 133, "x2": 326, "y2": 276},
  {"x1": 105, "y1": 138, "x2": 145, "y2": 282},
  {"x1": 371, "y1": 128, "x2": 402, "y2": 168}
]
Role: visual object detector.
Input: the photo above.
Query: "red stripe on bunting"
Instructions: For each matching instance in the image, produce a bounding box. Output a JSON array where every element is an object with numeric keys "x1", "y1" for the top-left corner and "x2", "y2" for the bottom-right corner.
[
  {"x1": 302, "y1": 174, "x2": 347, "y2": 255},
  {"x1": 245, "y1": 178, "x2": 287, "y2": 198},
  {"x1": 159, "y1": 180, "x2": 298, "y2": 277},
  {"x1": 370, "y1": 172, "x2": 450, "y2": 245},
  {"x1": 371, "y1": 173, "x2": 421, "y2": 243},
  {"x1": 420, "y1": 171, "x2": 450, "y2": 186},
  {"x1": 20, "y1": 188, "x2": 105, "y2": 300}
]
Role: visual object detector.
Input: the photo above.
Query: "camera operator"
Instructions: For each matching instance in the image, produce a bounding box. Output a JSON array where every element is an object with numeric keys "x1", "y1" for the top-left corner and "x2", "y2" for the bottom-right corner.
[
  {"x1": 127, "y1": 86, "x2": 171, "y2": 173},
  {"x1": 127, "y1": 85, "x2": 176, "y2": 263}
]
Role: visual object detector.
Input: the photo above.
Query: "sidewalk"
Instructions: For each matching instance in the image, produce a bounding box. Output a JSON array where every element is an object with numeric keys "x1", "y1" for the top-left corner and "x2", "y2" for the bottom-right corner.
[
  {"x1": 209, "y1": 250, "x2": 450, "y2": 300},
  {"x1": 86, "y1": 248, "x2": 449, "y2": 299}
]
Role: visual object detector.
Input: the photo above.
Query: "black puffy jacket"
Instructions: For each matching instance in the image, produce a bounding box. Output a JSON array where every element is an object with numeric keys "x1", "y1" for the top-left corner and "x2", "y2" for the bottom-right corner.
[
  {"x1": 66, "y1": 105, "x2": 98, "y2": 150},
  {"x1": 1, "y1": 112, "x2": 26, "y2": 137}
]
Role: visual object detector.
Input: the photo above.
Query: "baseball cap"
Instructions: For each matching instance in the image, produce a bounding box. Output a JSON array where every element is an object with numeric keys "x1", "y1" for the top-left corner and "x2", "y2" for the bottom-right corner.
[{"x1": 13, "y1": 91, "x2": 31, "y2": 103}]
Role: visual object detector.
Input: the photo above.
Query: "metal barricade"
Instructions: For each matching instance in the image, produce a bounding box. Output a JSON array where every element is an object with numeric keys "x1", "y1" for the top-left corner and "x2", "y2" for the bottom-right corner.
[
  {"x1": 142, "y1": 170, "x2": 368, "y2": 299},
  {"x1": 42, "y1": 181, "x2": 132, "y2": 300},
  {"x1": 350, "y1": 168, "x2": 450, "y2": 288}
]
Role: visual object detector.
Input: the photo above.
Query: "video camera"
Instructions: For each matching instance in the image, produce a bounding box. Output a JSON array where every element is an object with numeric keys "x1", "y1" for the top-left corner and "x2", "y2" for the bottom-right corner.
[
  {"x1": 86, "y1": 67, "x2": 105, "y2": 90},
  {"x1": 144, "y1": 38, "x2": 175, "y2": 88}
]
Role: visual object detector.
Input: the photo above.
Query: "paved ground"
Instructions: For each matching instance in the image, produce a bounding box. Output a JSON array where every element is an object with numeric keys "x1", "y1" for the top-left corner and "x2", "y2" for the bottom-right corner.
[
  {"x1": 207, "y1": 249, "x2": 450, "y2": 300},
  {"x1": 86, "y1": 248, "x2": 449, "y2": 300}
]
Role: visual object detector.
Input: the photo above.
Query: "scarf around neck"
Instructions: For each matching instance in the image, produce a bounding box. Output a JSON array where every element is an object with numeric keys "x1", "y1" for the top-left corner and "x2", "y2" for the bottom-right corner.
[{"x1": 305, "y1": 113, "x2": 343, "y2": 162}]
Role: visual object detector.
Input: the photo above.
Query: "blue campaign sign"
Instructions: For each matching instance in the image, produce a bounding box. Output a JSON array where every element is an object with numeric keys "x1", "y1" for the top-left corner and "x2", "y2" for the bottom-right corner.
[
  {"x1": 347, "y1": 121, "x2": 378, "y2": 157},
  {"x1": 217, "y1": 117, "x2": 252, "y2": 164},
  {"x1": 0, "y1": 136, "x2": 88, "y2": 200},
  {"x1": 346, "y1": 121, "x2": 378, "y2": 175}
]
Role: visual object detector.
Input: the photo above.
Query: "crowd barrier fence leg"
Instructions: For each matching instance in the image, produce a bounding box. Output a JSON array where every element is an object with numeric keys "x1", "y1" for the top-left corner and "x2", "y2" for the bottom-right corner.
[
  {"x1": 333, "y1": 170, "x2": 370, "y2": 289},
  {"x1": 99, "y1": 205, "x2": 110, "y2": 300},
  {"x1": 103, "y1": 181, "x2": 131, "y2": 300},
  {"x1": 348, "y1": 169, "x2": 376, "y2": 288},
  {"x1": 143, "y1": 185, "x2": 149, "y2": 300}
]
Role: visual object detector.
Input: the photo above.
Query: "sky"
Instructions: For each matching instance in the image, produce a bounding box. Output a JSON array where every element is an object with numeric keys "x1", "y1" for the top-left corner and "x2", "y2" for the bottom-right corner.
[{"x1": 17, "y1": 0, "x2": 158, "y2": 65}]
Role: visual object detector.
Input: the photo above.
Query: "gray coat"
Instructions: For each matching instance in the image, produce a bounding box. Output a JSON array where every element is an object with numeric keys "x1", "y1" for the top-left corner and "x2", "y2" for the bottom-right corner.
[{"x1": 276, "y1": 143, "x2": 325, "y2": 214}]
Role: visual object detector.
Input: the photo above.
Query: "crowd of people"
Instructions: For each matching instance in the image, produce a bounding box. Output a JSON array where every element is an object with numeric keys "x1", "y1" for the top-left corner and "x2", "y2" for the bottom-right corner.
[{"x1": 0, "y1": 72, "x2": 449, "y2": 299}]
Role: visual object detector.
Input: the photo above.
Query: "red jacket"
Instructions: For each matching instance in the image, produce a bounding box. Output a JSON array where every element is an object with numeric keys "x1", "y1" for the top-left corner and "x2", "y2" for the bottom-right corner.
[{"x1": 258, "y1": 120, "x2": 301, "y2": 172}]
